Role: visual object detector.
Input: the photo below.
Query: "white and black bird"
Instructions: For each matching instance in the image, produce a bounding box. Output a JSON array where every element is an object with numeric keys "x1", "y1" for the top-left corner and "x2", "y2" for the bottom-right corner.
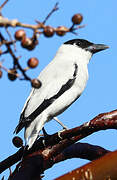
[{"x1": 14, "y1": 39, "x2": 109, "y2": 149}]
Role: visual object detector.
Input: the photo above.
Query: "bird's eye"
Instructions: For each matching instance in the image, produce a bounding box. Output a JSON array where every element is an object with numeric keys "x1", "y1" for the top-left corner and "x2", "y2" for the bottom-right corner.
[
  {"x1": 77, "y1": 41, "x2": 81, "y2": 46},
  {"x1": 73, "y1": 41, "x2": 82, "y2": 46}
]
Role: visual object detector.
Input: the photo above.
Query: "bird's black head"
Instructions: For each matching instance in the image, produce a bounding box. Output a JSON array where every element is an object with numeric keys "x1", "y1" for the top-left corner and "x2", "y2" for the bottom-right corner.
[{"x1": 64, "y1": 39, "x2": 109, "y2": 54}]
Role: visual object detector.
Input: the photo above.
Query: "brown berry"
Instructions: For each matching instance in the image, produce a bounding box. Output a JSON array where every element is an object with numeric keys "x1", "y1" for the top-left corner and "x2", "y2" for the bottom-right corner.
[
  {"x1": 31, "y1": 79, "x2": 42, "y2": 88},
  {"x1": 21, "y1": 36, "x2": 37, "y2": 50},
  {"x1": 21, "y1": 37, "x2": 32, "y2": 48},
  {"x1": 56, "y1": 26, "x2": 68, "y2": 36},
  {"x1": 12, "y1": 136, "x2": 23, "y2": 148},
  {"x1": 27, "y1": 57, "x2": 39, "y2": 68},
  {"x1": 43, "y1": 26, "x2": 55, "y2": 37},
  {"x1": 0, "y1": 70, "x2": 3, "y2": 78},
  {"x1": 8, "y1": 69, "x2": 17, "y2": 81},
  {"x1": 72, "y1": 13, "x2": 83, "y2": 25},
  {"x1": 15, "y1": 29, "x2": 26, "y2": 41}
]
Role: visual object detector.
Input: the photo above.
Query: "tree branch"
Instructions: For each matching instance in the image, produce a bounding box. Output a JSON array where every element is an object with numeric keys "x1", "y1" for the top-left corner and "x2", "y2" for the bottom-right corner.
[
  {"x1": 0, "y1": 2, "x2": 84, "y2": 83},
  {"x1": 53, "y1": 142, "x2": 110, "y2": 163},
  {"x1": 0, "y1": 32, "x2": 31, "y2": 81},
  {"x1": 42, "y1": 2, "x2": 59, "y2": 24},
  {"x1": 0, "y1": 0, "x2": 9, "y2": 10},
  {"x1": 1, "y1": 109, "x2": 117, "y2": 177},
  {"x1": 8, "y1": 143, "x2": 109, "y2": 180},
  {"x1": 0, "y1": 148, "x2": 24, "y2": 174},
  {"x1": 45, "y1": 109, "x2": 117, "y2": 146}
]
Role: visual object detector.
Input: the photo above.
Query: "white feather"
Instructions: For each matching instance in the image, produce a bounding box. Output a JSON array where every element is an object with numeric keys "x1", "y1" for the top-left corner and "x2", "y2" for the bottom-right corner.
[{"x1": 18, "y1": 44, "x2": 92, "y2": 149}]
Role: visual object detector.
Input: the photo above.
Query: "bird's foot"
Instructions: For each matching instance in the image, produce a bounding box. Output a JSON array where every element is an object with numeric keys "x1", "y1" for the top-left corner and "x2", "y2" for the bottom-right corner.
[
  {"x1": 58, "y1": 127, "x2": 68, "y2": 139},
  {"x1": 53, "y1": 117, "x2": 68, "y2": 129}
]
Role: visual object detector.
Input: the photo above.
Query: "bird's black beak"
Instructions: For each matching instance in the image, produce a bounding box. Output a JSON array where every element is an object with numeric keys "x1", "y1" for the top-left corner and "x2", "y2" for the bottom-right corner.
[{"x1": 86, "y1": 44, "x2": 109, "y2": 54}]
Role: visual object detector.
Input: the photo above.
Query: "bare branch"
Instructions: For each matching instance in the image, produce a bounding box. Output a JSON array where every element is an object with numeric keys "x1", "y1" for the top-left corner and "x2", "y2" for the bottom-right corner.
[
  {"x1": 1, "y1": 109, "x2": 117, "y2": 176},
  {"x1": 5, "y1": 27, "x2": 17, "y2": 51},
  {"x1": 0, "y1": 148, "x2": 24, "y2": 174},
  {"x1": 0, "y1": 2, "x2": 84, "y2": 84},
  {"x1": 54, "y1": 142, "x2": 110, "y2": 164},
  {"x1": 0, "y1": 0, "x2": 9, "y2": 11},
  {"x1": 43, "y1": 2, "x2": 59, "y2": 24},
  {"x1": 43, "y1": 109, "x2": 117, "y2": 147},
  {"x1": 0, "y1": 32, "x2": 31, "y2": 81},
  {"x1": 8, "y1": 143, "x2": 109, "y2": 180}
]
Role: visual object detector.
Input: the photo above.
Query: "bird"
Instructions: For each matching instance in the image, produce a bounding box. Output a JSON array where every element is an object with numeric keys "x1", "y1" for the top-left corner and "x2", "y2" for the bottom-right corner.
[{"x1": 14, "y1": 39, "x2": 109, "y2": 149}]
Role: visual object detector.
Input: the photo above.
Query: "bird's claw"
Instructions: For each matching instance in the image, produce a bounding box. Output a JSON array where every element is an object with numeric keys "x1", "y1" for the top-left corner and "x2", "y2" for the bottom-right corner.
[{"x1": 58, "y1": 127, "x2": 68, "y2": 139}]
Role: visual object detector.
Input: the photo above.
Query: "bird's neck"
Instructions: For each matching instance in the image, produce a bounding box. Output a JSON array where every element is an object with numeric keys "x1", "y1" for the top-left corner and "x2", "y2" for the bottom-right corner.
[{"x1": 56, "y1": 44, "x2": 92, "y2": 65}]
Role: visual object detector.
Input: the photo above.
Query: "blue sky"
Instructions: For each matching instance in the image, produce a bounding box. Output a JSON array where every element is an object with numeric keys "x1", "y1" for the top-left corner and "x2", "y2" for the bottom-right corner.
[{"x1": 0, "y1": 0, "x2": 117, "y2": 179}]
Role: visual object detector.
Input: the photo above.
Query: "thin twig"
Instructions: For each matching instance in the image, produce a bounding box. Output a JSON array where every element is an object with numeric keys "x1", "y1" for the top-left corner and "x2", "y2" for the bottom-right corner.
[
  {"x1": 69, "y1": 24, "x2": 86, "y2": 35},
  {"x1": 0, "y1": 0, "x2": 9, "y2": 11},
  {"x1": 5, "y1": 27, "x2": 17, "y2": 51},
  {"x1": 0, "y1": 60, "x2": 21, "y2": 78},
  {"x1": 43, "y1": 2, "x2": 59, "y2": 24},
  {"x1": 0, "y1": 32, "x2": 31, "y2": 81},
  {"x1": 0, "y1": 50, "x2": 8, "y2": 55},
  {"x1": 0, "y1": 40, "x2": 16, "y2": 46}
]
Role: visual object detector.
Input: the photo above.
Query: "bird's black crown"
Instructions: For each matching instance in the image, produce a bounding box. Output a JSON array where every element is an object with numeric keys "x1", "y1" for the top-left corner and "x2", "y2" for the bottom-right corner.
[{"x1": 64, "y1": 39, "x2": 93, "y2": 49}]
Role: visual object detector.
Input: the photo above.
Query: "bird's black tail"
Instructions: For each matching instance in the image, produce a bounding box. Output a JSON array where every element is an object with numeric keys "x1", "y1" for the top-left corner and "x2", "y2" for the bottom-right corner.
[{"x1": 14, "y1": 122, "x2": 24, "y2": 134}]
